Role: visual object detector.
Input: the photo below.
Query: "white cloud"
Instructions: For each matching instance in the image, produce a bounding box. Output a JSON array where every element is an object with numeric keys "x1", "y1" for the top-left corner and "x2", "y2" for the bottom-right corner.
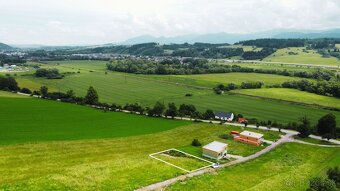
[{"x1": 0, "y1": 0, "x2": 339, "y2": 45}]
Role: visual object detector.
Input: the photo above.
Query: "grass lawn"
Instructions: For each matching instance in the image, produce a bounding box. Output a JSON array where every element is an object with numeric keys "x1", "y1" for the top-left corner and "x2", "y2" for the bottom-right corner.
[
  {"x1": 0, "y1": 94, "x2": 189, "y2": 145},
  {"x1": 167, "y1": 143, "x2": 340, "y2": 191},
  {"x1": 264, "y1": 47, "x2": 340, "y2": 66},
  {"x1": 232, "y1": 88, "x2": 340, "y2": 109}
]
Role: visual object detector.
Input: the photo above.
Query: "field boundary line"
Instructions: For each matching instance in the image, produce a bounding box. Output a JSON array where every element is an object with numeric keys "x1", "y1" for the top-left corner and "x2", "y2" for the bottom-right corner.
[{"x1": 149, "y1": 148, "x2": 213, "y2": 173}]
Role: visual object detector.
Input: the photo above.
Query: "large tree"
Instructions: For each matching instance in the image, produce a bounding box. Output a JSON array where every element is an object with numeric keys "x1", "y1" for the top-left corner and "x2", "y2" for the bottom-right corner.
[
  {"x1": 84, "y1": 86, "x2": 98, "y2": 105},
  {"x1": 202, "y1": 109, "x2": 215, "y2": 120},
  {"x1": 149, "y1": 101, "x2": 165, "y2": 117},
  {"x1": 40, "y1": 86, "x2": 48, "y2": 98},
  {"x1": 297, "y1": 116, "x2": 311, "y2": 138},
  {"x1": 165, "y1": 103, "x2": 177, "y2": 119},
  {"x1": 316, "y1": 113, "x2": 337, "y2": 139}
]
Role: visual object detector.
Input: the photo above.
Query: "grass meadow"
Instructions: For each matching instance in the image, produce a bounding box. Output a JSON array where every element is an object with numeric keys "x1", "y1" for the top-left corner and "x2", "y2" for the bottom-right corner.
[
  {"x1": 264, "y1": 47, "x2": 340, "y2": 66},
  {"x1": 168, "y1": 143, "x2": 340, "y2": 191},
  {"x1": 0, "y1": 94, "x2": 189, "y2": 145},
  {"x1": 0, "y1": 93, "x2": 286, "y2": 190},
  {"x1": 232, "y1": 88, "x2": 340, "y2": 109},
  {"x1": 10, "y1": 60, "x2": 340, "y2": 125}
]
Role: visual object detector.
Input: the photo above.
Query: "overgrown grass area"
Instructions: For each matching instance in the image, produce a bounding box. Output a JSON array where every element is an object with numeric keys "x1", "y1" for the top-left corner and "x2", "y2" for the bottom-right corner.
[
  {"x1": 232, "y1": 88, "x2": 340, "y2": 109},
  {"x1": 0, "y1": 95, "x2": 189, "y2": 145},
  {"x1": 264, "y1": 47, "x2": 340, "y2": 66},
  {"x1": 152, "y1": 150, "x2": 212, "y2": 172},
  {"x1": 167, "y1": 143, "x2": 340, "y2": 191}
]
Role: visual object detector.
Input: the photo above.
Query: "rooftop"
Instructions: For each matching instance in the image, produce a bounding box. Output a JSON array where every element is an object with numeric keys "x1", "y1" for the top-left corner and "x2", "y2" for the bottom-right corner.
[
  {"x1": 203, "y1": 141, "x2": 228, "y2": 152},
  {"x1": 240, "y1": 131, "x2": 263, "y2": 139}
]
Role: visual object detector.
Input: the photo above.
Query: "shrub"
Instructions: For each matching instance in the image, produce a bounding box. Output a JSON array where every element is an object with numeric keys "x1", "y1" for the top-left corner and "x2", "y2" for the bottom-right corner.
[
  {"x1": 327, "y1": 167, "x2": 340, "y2": 187},
  {"x1": 191, "y1": 139, "x2": 202, "y2": 147},
  {"x1": 20, "y1": 87, "x2": 32, "y2": 94},
  {"x1": 309, "y1": 177, "x2": 337, "y2": 191}
]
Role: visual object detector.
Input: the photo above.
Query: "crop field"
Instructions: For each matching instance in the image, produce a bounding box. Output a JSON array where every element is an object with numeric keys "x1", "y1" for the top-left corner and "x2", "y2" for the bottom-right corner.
[
  {"x1": 232, "y1": 88, "x2": 340, "y2": 109},
  {"x1": 168, "y1": 143, "x2": 340, "y2": 191},
  {"x1": 264, "y1": 47, "x2": 340, "y2": 66},
  {"x1": 0, "y1": 93, "x2": 286, "y2": 190},
  {"x1": 10, "y1": 60, "x2": 340, "y2": 125}
]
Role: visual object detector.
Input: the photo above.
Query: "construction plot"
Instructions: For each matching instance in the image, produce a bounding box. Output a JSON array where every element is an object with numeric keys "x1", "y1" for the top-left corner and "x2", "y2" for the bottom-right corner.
[{"x1": 149, "y1": 148, "x2": 214, "y2": 173}]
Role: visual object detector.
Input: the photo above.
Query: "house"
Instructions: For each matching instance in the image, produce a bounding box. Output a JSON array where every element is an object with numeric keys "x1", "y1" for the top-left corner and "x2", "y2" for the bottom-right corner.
[
  {"x1": 202, "y1": 141, "x2": 228, "y2": 160},
  {"x1": 214, "y1": 112, "x2": 234, "y2": 121},
  {"x1": 234, "y1": 130, "x2": 264, "y2": 146}
]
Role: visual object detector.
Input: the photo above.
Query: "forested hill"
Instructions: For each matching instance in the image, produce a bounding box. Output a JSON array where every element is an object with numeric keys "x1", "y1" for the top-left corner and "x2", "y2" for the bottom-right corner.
[
  {"x1": 0, "y1": 43, "x2": 13, "y2": 51},
  {"x1": 32, "y1": 38, "x2": 340, "y2": 60}
]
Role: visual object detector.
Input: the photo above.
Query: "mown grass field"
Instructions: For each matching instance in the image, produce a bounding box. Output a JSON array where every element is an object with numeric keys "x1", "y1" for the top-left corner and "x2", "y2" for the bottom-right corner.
[
  {"x1": 0, "y1": 93, "x2": 189, "y2": 145},
  {"x1": 264, "y1": 47, "x2": 340, "y2": 66},
  {"x1": 168, "y1": 143, "x2": 340, "y2": 191},
  {"x1": 10, "y1": 60, "x2": 340, "y2": 125},
  {"x1": 145, "y1": 72, "x2": 308, "y2": 87},
  {"x1": 0, "y1": 93, "x2": 285, "y2": 190},
  {"x1": 232, "y1": 88, "x2": 340, "y2": 109}
]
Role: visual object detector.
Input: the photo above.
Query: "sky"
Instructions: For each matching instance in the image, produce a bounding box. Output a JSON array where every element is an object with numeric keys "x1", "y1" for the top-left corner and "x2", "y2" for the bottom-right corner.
[{"x1": 0, "y1": 0, "x2": 340, "y2": 45}]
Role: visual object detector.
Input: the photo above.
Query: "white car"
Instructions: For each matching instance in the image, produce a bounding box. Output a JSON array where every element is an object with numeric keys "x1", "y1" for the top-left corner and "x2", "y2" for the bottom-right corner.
[{"x1": 212, "y1": 162, "x2": 220, "y2": 168}]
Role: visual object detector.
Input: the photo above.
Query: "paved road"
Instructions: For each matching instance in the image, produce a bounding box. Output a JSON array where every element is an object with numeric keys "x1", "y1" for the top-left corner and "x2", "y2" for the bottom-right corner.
[{"x1": 135, "y1": 133, "x2": 295, "y2": 191}]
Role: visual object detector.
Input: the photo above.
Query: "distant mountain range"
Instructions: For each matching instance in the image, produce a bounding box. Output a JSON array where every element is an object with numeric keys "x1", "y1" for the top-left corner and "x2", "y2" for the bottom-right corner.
[
  {"x1": 121, "y1": 28, "x2": 340, "y2": 45},
  {"x1": 0, "y1": 42, "x2": 13, "y2": 51}
]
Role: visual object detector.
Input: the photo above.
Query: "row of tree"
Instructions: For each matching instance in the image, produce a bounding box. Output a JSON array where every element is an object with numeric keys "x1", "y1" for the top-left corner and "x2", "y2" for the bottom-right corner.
[
  {"x1": 107, "y1": 59, "x2": 336, "y2": 81},
  {"x1": 282, "y1": 80, "x2": 340, "y2": 98},
  {"x1": 308, "y1": 167, "x2": 340, "y2": 191}
]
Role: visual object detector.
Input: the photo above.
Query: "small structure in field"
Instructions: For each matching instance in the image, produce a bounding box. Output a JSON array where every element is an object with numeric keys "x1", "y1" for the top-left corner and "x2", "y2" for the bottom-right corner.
[
  {"x1": 234, "y1": 130, "x2": 263, "y2": 146},
  {"x1": 202, "y1": 141, "x2": 228, "y2": 160},
  {"x1": 214, "y1": 112, "x2": 234, "y2": 121},
  {"x1": 237, "y1": 117, "x2": 247, "y2": 124}
]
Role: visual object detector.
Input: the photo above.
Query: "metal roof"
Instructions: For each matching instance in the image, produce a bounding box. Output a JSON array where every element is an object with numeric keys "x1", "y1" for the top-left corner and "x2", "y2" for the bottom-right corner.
[
  {"x1": 240, "y1": 130, "x2": 263, "y2": 139},
  {"x1": 214, "y1": 111, "x2": 233, "y2": 118},
  {"x1": 203, "y1": 141, "x2": 228, "y2": 152}
]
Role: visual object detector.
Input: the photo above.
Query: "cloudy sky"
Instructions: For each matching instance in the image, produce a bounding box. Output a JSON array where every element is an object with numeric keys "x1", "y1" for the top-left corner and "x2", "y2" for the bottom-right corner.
[{"x1": 0, "y1": 0, "x2": 339, "y2": 45}]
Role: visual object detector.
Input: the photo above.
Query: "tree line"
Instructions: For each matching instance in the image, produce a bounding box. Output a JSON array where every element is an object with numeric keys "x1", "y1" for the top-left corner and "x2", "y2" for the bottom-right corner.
[{"x1": 107, "y1": 59, "x2": 336, "y2": 81}]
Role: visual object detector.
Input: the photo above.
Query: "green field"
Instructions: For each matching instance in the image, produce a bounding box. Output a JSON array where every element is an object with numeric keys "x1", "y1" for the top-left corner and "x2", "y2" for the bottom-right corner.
[
  {"x1": 232, "y1": 88, "x2": 340, "y2": 109},
  {"x1": 0, "y1": 93, "x2": 286, "y2": 190},
  {"x1": 168, "y1": 143, "x2": 340, "y2": 191},
  {"x1": 0, "y1": 94, "x2": 189, "y2": 145},
  {"x1": 264, "y1": 47, "x2": 340, "y2": 66},
  {"x1": 10, "y1": 60, "x2": 340, "y2": 125},
  {"x1": 145, "y1": 72, "x2": 307, "y2": 87}
]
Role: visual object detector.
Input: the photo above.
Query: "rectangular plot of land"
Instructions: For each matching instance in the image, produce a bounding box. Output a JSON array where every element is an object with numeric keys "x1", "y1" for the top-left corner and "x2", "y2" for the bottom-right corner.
[{"x1": 150, "y1": 149, "x2": 213, "y2": 172}]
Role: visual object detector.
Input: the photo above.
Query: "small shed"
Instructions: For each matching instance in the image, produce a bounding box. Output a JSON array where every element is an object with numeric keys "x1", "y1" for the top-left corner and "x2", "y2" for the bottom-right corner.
[{"x1": 202, "y1": 141, "x2": 228, "y2": 160}]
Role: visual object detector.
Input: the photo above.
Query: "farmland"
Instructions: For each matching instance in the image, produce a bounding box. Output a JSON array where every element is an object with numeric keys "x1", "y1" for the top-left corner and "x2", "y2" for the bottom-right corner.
[
  {"x1": 232, "y1": 88, "x2": 340, "y2": 109},
  {"x1": 0, "y1": 94, "x2": 189, "y2": 145},
  {"x1": 0, "y1": 92, "x2": 285, "y2": 190},
  {"x1": 263, "y1": 47, "x2": 340, "y2": 66},
  {"x1": 168, "y1": 143, "x2": 340, "y2": 191},
  {"x1": 9, "y1": 60, "x2": 340, "y2": 125},
  {"x1": 145, "y1": 72, "x2": 309, "y2": 87}
]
